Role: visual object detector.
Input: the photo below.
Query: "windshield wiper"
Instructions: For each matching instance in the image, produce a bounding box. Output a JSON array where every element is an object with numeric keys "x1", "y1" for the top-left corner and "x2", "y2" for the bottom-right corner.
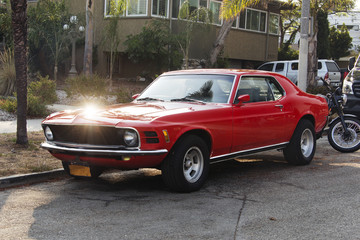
[
  {"x1": 170, "y1": 97, "x2": 205, "y2": 104},
  {"x1": 136, "y1": 97, "x2": 164, "y2": 102}
]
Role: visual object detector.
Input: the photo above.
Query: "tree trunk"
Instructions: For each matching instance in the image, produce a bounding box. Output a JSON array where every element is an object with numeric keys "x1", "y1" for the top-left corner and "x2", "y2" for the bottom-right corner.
[
  {"x1": 307, "y1": 14, "x2": 318, "y2": 87},
  {"x1": 83, "y1": 0, "x2": 94, "y2": 76},
  {"x1": 208, "y1": 18, "x2": 235, "y2": 67},
  {"x1": 11, "y1": 0, "x2": 28, "y2": 145}
]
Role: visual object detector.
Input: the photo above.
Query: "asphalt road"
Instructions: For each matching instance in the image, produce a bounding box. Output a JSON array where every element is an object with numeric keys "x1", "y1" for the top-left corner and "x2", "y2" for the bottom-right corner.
[{"x1": 0, "y1": 137, "x2": 359, "y2": 240}]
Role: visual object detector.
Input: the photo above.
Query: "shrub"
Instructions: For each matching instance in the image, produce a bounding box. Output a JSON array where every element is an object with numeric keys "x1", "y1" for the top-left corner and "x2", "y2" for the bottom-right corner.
[
  {"x1": 27, "y1": 94, "x2": 48, "y2": 117},
  {"x1": 65, "y1": 74, "x2": 108, "y2": 99},
  {"x1": 115, "y1": 83, "x2": 148, "y2": 103},
  {"x1": 0, "y1": 97, "x2": 17, "y2": 113},
  {"x1": 0, "y1": 48, "x2": 16, "y2": 96},
  {"x1": 28, "y1": 75, "x2": 57, "y2": 104},
  {"x1": 0, "y1": 74, "x2": 55, "y2": 117},
  {"x1": 307, "y1": 85, "x2": 329, "y2": 95}
]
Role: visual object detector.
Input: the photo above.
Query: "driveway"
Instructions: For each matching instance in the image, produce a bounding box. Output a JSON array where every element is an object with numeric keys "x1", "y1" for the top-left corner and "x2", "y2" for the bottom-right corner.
[{"x1": 0, "y1": 137, "x2": 359, "y2": 240}]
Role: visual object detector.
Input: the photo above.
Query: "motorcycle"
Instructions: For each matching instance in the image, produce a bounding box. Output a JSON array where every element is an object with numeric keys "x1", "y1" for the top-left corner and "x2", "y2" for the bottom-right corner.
[{"x1": 318, "y1": 77, "x2": 360, "y2": 152}]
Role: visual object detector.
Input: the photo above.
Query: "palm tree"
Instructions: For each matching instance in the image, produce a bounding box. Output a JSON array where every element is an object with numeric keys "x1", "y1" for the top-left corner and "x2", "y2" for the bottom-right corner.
[
  {"x1": 83, "y1": 0, "x2": 94, "y2": 76},
  {"x1": 10, "y1": 0, "x2": 28, "y2": 145},
  {"x1": 209, "y1": 0, "x2": 260, "y2": 66}
]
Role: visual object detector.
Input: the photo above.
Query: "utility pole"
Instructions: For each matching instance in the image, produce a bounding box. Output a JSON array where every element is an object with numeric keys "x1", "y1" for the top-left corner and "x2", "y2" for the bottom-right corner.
[{"x1": 298, "y1": 0, "x2": 310, "y2": 91}]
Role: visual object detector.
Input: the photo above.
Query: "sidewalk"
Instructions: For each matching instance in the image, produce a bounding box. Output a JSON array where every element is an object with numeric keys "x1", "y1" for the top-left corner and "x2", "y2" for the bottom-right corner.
[{"x1": 0, "y1": 104, "x2": 79, "y2": 134}]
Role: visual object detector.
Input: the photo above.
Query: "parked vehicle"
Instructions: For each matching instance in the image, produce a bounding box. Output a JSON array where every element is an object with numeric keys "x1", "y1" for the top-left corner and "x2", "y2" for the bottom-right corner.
[
  {"x1": 319, "y1": 77, "x2": 360, "y2": 152},
  {"x1": 340, "y1": 68, "x2": 349, "y2": 83},
  {"x1": 257, "y1": 59, "x2": 341, "y2": 86},
  {"x1": 342, "y1": 55, "x2": 360, "y2": 119},
  {"x1": 41, "y1": 69, "x2": 328, "y2": 192}
]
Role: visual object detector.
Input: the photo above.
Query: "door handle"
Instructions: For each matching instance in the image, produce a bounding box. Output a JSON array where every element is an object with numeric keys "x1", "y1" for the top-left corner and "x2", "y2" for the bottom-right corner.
[{"x1": 275, "y1": 105, "x2": 284, "y2": 111}]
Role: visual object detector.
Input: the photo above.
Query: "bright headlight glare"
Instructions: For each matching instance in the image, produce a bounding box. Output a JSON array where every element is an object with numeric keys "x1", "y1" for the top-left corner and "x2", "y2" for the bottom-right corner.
[
  {"x1": 45, "y1": 126, "x2": 53, "y2": 141},
  {"x1": 124, "y1": 130, "x2": 138, "y2": 147}
]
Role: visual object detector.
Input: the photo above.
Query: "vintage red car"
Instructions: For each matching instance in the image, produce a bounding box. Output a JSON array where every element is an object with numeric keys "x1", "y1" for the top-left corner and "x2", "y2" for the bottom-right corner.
[{"x1": 41, "y1": 69, "x2": 328, "y2": 192}]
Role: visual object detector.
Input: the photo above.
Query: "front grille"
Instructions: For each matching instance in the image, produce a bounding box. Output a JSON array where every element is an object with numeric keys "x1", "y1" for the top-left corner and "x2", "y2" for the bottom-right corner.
[
  {"x1": 353, "y1": 80, "x2": 360, "y2": 97},
  {"x1": 44, "y1": 125, "x2": 137, "y2": 147}
]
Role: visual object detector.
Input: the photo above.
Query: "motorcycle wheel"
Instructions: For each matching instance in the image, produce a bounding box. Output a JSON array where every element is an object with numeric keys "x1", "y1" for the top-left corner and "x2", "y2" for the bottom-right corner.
[{"x1": 328, "y1": 116, "x2": 360, "y2": 153}]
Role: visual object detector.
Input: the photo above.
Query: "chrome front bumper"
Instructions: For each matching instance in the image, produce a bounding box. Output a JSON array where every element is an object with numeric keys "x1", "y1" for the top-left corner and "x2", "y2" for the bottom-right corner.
[{"x1": 41, "y1": 142, "x2": 168, "y2": 156}]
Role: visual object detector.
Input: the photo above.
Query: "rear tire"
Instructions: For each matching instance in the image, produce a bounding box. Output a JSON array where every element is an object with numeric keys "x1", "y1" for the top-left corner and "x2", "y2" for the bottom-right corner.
[
  {"x1": 284, "y1": 119, "x2": 316, "y2": 165},
  {"x1": 161, "y1": 135, "x2": 210, "y2": 192}
]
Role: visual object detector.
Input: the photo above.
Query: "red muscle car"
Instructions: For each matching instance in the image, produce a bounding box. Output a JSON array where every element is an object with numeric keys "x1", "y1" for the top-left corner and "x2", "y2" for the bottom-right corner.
[{"x1": 41, "y1": 69, "x2": 328, "y2": 192}]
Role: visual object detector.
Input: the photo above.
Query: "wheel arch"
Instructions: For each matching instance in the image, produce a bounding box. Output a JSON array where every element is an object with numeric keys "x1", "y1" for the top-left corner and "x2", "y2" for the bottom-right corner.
[
  {"x1": 172, "y1": 129, "x2": 212, "y2": 154},
  {"x1": 300, "y1": 114, "x2": 315, "y2": 127}
]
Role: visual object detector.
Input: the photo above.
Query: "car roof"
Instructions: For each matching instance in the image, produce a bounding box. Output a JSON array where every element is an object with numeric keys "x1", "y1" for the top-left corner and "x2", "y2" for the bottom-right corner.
[{"x1": 161, "y1": 69, "x2": 263, "y2": 76}]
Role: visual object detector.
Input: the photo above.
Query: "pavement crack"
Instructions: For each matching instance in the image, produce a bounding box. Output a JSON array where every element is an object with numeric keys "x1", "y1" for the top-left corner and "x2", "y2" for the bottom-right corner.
[{"x1": 234, "y1": 194, "x2": 247, "y2": 240}]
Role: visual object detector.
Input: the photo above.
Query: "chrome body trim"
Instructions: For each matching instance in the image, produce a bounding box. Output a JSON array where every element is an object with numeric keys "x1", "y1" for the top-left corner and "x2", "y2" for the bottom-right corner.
[
  {"x1": 210, "y1": 142, "x2": 288, "y2": 164},
  {"x1": 41, "y1": 141, "x2": 168, "y2": 156}
]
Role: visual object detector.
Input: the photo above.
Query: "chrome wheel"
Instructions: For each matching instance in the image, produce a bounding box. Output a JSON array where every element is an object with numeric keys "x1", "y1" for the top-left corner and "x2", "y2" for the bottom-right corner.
[
  {"x1": 183, "y1": 146, "x2": 204, "y2": 183},
  {"x1": 330, "y1": 119, "x2": 360, "y2": 150},
  {"x1": 284, "y1": 119, "x2": 316, "y2": 165},
  {"x1": 301, "y1": 128, "x2": 314, "y2": 158},
  {"x1": 162, "y1": 135, "x2": 210, "y2": 192}
]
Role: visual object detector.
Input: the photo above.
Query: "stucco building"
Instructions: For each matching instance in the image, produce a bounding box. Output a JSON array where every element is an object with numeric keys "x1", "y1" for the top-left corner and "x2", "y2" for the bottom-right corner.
[{"x1": 65, "y1": 0, "x2": 282, "y2": 79}]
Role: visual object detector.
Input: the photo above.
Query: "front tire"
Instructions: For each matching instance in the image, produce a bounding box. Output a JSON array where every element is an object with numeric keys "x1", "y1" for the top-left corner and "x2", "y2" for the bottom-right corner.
[
  {"x1": 328, "y1": 116, "x2": 360, "y2": 153},
  {"x1": 284, "y1": 119, "x2": 316, "y2": 165},
  {"x1": 161, "y1": 135, "x2": 210, "y2": 192}
]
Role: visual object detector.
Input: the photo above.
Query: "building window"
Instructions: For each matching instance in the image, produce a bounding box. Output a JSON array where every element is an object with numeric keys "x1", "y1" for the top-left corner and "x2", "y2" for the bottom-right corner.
[
  {"x1": 104, "y1": 0, "x2": 148, "y2": 17},
  {"x1": 238, "y1": 8, "x2": 267, "y2": 33},
  {"x1": 269, "y1": 13, "x2": 279, "y2": 35},
  {"x1": 210, "y1": 0, "x2": 221, "y2": 25},
  {"x1": 172, "y1": 0, "x2": 208, "y2": 19},
  {"x1": 152, "y1": 0, "x2": 168, "y2": 17},
  {"x1": 128, "y1": 0, "x2": 148, "y2": 16}
]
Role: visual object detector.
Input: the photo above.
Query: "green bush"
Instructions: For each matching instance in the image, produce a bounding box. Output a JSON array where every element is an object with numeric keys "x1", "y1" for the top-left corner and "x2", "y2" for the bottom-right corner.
[
  {"x1": 0, "y1": 97, "x2": 17, "y2": 113},
  {"x1": 306, "y1": 85, "x2": 329, "y2": 95},
  {"x1": 27, "y1": 94, "x2": 48, "y2": 117},
  {"x1": 65, "y1": 74, "x2": 108, "y2": 99},
  {"x1": 0, "y1": 74, "x2": 55, "y2": 117},
  {"x1": 28, "y1": 75, "x2": 57, "y2": 104}
]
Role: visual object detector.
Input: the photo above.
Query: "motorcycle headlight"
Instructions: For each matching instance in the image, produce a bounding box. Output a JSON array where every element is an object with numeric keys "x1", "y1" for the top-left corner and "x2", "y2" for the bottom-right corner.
[
  {"x1": 44, "y1": 126, "x2": 54, "y2": 141},
  {"x1": 342, "y1": 94, "x2": 348, "y2": 105},
  {"x1": 124, "y1": 130, "x2": 138, "y2": 147}
]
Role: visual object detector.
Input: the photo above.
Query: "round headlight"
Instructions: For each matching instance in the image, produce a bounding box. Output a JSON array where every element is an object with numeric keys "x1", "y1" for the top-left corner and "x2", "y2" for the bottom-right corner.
[
  {"x1": 45, "y1": 126, "x2": 54, "y2": 141},
  {"x1": 124, "y1": 130, "x2": 138, "y2": 147}
]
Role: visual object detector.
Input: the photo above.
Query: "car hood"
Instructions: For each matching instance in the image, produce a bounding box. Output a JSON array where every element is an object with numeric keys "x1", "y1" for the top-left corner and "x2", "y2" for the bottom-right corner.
[{"x1": 42, "y1": 102, "x2": 225, "y2": 126}]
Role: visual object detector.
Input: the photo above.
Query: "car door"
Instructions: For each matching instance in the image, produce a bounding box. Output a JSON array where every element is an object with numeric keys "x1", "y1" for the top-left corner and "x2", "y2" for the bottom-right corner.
[{"x1": 232, "y1": 76, "x2": 287, "y2": 152}]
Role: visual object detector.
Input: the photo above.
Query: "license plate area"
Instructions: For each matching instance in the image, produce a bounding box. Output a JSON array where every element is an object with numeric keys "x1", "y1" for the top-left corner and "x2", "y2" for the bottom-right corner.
[{"x1": 69, "y1": 164, "x2": 91, "y2": 177}]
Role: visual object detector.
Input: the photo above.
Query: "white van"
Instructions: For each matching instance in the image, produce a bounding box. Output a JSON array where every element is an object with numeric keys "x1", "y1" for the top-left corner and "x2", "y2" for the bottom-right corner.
[{"x1": 257, "y1": 59, "x2": 341, "y2": 86}]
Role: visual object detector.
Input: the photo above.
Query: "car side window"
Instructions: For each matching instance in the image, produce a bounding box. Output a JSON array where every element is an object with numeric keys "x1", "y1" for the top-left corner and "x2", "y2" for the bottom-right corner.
[
  {"x1": 235, "y1": 76, "x2": 284, "y2": 103},
  {"x1": 275, "y1": 63, "x2": 284, "y2": 72},
  {"x1": 258, "y1": 63, "x2": 274, "y2": 71},
  {"x1": 318, "y1": 62, "x2": 322, "y2": 70},
  {"x1": 291, "y1": 63, "x2": 298, "y2": 70},
  {"x1": 326, "y1": 62, "x2": 340, "y2": 72}
]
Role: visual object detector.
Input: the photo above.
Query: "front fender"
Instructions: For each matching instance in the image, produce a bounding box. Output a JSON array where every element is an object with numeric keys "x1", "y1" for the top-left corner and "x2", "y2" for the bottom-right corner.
[{"x1": 329, "y1": 114, "x2": 359, "y2": 125}]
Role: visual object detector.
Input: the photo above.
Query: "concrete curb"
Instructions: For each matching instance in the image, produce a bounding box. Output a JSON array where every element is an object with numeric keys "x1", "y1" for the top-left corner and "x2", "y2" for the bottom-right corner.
[{"x1": 0, "y1": 169, "x2": 67, "y2": 189}]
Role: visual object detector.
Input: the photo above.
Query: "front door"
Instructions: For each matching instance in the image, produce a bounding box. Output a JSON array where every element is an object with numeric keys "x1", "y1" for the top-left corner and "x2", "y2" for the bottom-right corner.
[{"x1": 232, "y1": 76, "x2": 288, "y2": 152}]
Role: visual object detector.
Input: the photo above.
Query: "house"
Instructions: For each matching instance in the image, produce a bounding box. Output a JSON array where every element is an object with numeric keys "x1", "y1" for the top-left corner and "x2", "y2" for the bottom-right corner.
[
  {"x1": 58, "y1": 1, "x2": 282, "y2": 79},
  {"x1": 66, "y1": 0, "x2": 282, "y2": 79},
  {"x1": 328, "y1": 11, "x2": 360, "y2": 51}
]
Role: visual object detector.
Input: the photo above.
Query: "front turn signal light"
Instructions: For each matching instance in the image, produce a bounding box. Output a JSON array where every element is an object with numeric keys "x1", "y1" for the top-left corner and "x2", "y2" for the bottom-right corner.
[{"x1": 162, "y1": 130, "x2": 170, "y2": 143}]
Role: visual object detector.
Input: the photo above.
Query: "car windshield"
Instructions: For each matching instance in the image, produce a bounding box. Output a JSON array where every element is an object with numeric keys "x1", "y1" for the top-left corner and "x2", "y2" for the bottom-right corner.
[{"x1": 137, "y1": 74, "x2": 235, "y2": 103}]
